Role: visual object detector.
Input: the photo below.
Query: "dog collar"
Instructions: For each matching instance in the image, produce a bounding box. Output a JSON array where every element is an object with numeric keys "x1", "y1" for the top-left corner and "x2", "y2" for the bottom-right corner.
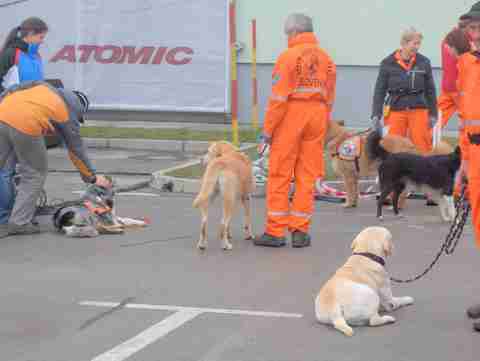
[{"x1": 353, "y1": 252, "x2": 386, "y2": 267}]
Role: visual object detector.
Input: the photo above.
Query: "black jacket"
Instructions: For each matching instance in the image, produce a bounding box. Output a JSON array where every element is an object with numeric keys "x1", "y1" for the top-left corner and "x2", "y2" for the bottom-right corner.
[{"x1": 371, "y1": 51, "x2": 438, "y2": 119}]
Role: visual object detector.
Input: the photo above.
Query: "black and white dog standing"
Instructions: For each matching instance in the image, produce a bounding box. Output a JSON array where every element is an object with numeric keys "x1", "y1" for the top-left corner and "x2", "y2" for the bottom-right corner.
[{"x1": 367, "y1": 131, "x2": 462, "y2": 221}]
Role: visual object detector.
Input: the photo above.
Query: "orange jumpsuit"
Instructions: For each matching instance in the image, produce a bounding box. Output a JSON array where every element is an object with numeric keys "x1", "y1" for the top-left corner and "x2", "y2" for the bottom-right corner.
[
  {"x1": 263, "y1": 32, "x2": 336, "y2": 237},
  {"x1": 457, "y1": 52, "x2": 480, "y2": 248}
]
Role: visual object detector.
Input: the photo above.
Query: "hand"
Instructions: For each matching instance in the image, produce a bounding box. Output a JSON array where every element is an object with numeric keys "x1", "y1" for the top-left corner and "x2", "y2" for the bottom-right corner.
[
  {"x1": 429, "y1": 116, "x2": 437, "y2": 129},
  {"x1": 460, "y1": 160, "x2": 469, "y2": 184},
  {"x1": 95, "y1": 174, "x2": 113, "y2": 188},
  {"x1": 371, "y1": 116, "x2": 382, "y2": 132}
]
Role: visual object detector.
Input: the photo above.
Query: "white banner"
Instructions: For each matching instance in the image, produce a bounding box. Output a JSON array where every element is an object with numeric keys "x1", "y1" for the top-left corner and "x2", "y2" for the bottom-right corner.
[{"x1": 0, "y1": 0, "x2": 229, "y2": 112}]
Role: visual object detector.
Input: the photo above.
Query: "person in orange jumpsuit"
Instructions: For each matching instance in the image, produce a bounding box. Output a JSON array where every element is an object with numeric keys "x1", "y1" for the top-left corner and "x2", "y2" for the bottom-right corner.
[
  {"x1": 456, "y1": 4, "x2": 480, "y2": 332},
  {"x1": 438, "y1": 20, "x2": 469, "y2": 129},
  {"x1": 371, "y1": 27, "x2": 437, "y2": 155},
  {"x1": 439, "y1": 27, "x2": 472, "y2": 198},
  {"x1": 254, "y1": 13, "x2": 336, "y2": 248}
]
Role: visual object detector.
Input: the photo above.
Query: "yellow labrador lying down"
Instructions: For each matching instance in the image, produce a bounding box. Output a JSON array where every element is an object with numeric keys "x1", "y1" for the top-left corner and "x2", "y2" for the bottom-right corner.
[{"x1": 315, "y1": 226, "x2": 413, "y2": 336}]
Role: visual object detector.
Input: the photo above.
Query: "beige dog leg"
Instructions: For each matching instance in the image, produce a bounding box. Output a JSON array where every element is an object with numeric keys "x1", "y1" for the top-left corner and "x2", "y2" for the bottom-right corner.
[
  {"x1": 241, "y1": 196, "x2": 254, "y2": 240},
  {"x1": 352, "y1": 176, "x2": 359, "y2": 207},
  {"x1": 196, "y1": 203, "x2": 209, "y2": 250},
  {"x1": 221, "y1": 193, "x2": 235, "y2": 251},
  {"x1": 343, "y1": 174, "x2": 356, "y2": 208},
  {"x1": 369, "y1": 313, "x2": 396, "y2": 326}
]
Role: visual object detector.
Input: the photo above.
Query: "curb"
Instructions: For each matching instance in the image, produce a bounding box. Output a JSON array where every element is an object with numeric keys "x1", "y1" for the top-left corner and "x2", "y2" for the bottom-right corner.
[
  {"x1": 150, "y1": 144, "x2": 262, "y2": 196},
  {"x1": 84, "y1": 138, "x2": 222, "y2": 153}
]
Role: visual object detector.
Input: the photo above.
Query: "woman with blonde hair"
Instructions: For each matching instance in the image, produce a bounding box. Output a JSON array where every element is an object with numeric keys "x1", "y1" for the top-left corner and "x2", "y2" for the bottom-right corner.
[{"x1": 371, "y1": 27, "x2": 438, "y2": 154}]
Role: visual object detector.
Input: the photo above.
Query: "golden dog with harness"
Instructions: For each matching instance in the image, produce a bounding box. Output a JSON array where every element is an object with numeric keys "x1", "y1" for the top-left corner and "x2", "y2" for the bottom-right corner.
[{"x1": 326, "y1": 121, "x2": 416, "y2": 208}]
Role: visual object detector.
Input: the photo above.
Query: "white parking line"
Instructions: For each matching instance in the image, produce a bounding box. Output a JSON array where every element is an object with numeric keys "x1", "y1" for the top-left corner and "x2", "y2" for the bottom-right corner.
[
  {"x1": 80, "y1": 301, "x2": 303, "y2": 318},
  {"x1": 81, "y1": 300, "x2": 303, "y2": 361},
  {"x1": 91, "y1": 309, "x2": 202, "y2": 361}
]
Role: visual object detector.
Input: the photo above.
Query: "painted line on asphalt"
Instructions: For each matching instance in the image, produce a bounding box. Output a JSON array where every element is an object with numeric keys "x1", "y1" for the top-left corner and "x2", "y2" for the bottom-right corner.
[
  {"x1": 80, "y1": 301, "x2": 304, "y2": 318},
  {"x1": 91, "y1": 309, "x2": 202, "y2": 361},
  {"x1": 82, "y1": 301, "x2": 303, "y2": 361}
]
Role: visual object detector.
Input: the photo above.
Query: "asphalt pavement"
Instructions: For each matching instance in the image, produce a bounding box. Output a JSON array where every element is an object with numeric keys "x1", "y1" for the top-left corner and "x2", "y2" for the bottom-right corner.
[{"x1": 1, "y1": 146, "x2": 479, "y2": 361}]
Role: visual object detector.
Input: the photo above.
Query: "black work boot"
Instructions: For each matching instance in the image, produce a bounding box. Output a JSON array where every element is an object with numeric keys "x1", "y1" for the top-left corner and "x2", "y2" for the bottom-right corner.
[
  {"x1": 474, "y1": 320, "x2": 480, "y2": 332},
  {"x1": 291, "y1": 230, "x2": 311, "y2": 248},
  {"x1": 7, "y1": 222, "x2": 41, "y2": 236},
  {"x1": 467, "y1": 304, "x2": 480, "y2": 319},
  {"x1": 253, "y1": 233, "x2": 286, "y2": 247}
]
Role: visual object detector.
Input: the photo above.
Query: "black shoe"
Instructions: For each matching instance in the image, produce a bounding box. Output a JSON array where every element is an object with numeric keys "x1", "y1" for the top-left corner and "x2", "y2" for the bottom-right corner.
[
  {"x1": 467, "y1": 304, "x2": 480, "y2": 319},
  {"x1": 7, "y1": 222, "x2": 41, "y2": 236},
  {"x1": 426, "y1": 199, "x2": 438, "y2": 207},
  {"x1": 291, "y1": 230, "x2": 311, "y2": 248},
  {"x1": 474, "y1": 320, "x2": 480, "y2": 332},
  {"x1": 253, "y1": 233, "x2": 286, "y2": 247}
]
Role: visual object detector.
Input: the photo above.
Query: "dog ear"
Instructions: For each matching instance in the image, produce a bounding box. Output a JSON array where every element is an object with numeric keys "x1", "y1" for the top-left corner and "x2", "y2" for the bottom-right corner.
[
  {"x1": 383, "y1": 237, "x2": 393, "y2": 257},
  {"x1": 350, "y1": 238, "x2": 358, "y2": 251}
]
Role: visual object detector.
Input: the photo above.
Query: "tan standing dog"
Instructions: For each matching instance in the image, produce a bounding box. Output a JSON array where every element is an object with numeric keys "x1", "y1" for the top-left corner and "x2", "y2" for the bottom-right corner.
[
  {"x1": 193, "y1": 141, "x2": 255, "y2": 250},
  {"x1": 315, "y1": 226, "x2": 414, "y2": 336}
]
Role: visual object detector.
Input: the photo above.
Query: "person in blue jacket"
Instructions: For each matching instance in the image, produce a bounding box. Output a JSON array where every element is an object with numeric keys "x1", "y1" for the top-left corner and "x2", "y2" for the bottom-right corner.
[{"x1": 0, "y1": 17, "x2": 48, "y2": 93}]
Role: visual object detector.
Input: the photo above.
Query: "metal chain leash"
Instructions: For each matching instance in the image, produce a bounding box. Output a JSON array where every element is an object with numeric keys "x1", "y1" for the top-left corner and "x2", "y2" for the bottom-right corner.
[{"x1": 390, "y1": 185, "x2": 471, "y2": 284}]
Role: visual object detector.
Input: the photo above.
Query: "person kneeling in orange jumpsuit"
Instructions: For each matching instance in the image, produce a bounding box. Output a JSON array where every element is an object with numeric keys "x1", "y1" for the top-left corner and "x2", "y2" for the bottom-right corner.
[
  {"x1": 456, "y1": 4, "x2": 480, "y2": 332},
  {"x1": 254, "y1": 13, "x2": 336, "y2": 248}
]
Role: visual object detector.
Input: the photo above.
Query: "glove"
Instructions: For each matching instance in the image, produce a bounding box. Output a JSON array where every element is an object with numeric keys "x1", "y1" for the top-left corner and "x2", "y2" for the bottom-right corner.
[{"x1": 371, "y1": 116, "x2": 382, "y2": 132}]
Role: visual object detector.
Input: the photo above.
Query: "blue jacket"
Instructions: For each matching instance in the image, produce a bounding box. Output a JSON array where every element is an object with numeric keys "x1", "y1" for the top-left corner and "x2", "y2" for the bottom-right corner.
[{"x1": 0, "y1": 38, "x2": 44, "y2": 93}]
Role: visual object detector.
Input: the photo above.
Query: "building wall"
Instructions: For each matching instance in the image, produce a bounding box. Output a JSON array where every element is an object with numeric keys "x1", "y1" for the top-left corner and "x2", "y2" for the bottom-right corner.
[
  {"x1": 234, "y1": 0, "x2": 469, "y2": 131},
  {"x1": 236, "y1": 0, "x2": 471, "y2": 67},
  {"x1": 237, "y1": 64, "x2": 459, "y2": 131}
]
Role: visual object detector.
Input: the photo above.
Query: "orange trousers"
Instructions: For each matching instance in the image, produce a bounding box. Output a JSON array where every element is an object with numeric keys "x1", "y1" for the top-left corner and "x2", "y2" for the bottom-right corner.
[
  {"x1": 265, "y1": 101, "x2": 328, "y2": 237},
  {"x1": 387, "y1": 109, "x2": 432, "y2": 154},
  {"x1": 468, "y1": 142, "x2": 480, "y2": 249}
]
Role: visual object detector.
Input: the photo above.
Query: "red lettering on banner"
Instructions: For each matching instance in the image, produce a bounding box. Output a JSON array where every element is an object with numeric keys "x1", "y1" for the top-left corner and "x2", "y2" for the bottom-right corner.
[
  {"x1": 50, "y1": 45, "x2": 76, "y2": 63},
  {"x1": 49, "y1": 45, "x2": 194, "y2": 65},
  {"x1": 116, "y1": 46, "x2": 155, "y2": 64},
  {"x1": 95, "y1": 45, "x2": 122, "y2": 64},
  {"x1": 151, "y1": 47, "x2": 168, "y2": 64},
  {"x1": 166, "y1": 47, "x2": 194, "y2": 65},
  {"x1": 78, "y1": 45, "x2": 96, "y2": 63}
]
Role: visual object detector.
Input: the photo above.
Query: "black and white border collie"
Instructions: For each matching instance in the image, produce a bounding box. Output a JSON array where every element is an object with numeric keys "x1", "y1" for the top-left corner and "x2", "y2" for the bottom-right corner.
[{"x1": 367, "y1": 131, "x2": 461, "y2": 222}]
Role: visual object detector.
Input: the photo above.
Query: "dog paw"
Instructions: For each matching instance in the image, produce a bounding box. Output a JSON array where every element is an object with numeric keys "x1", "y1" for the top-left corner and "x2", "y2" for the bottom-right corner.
[
  {"x1": 197, "y1": 241, "x2": 207, "y2": 250},
  {"x1": 401, "y1": 296, "x2": 414, "y2": 306},
  {"x1": 383, "y1": 315, "x2": 396, "y2": 324},
  {"x1": 335, "y1": 325, "x2": 354, "y2": 336},
  {"x1": 222, "y1": 242, "x2": 233, "y2": 251}
]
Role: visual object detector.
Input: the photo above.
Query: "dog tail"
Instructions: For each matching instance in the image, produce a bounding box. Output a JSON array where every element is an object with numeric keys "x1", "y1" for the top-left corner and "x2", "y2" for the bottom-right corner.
[
  {"x1": 192, "y1": 160, "x2": 223, "y2": 208},
  {"x1": 366, "y1": 129, "x2": 388, "y2": 161}
]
